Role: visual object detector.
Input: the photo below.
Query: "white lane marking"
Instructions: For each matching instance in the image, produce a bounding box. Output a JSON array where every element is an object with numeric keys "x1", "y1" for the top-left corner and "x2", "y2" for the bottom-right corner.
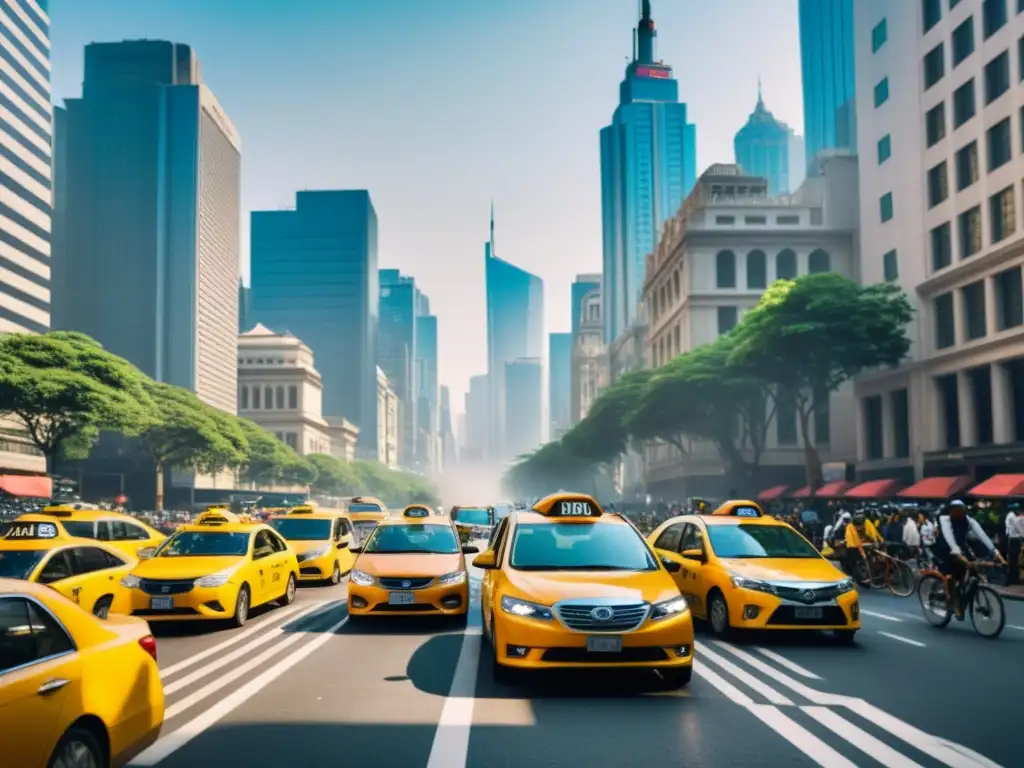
[
  {"x1": 425, "y1": 628, "x2": 483, "y2": 768},
  {"x1": 803, "y1": 706, "x2": 926, "y2": 768},
  {"x1": 1007, "y1": 625, "x2": 1024, "y2": 632},
  {"x1": 693, "y1": 663, "x2": 755, "y2": 705},
  {"x1": 158, "y1": 600, "x2": 322, "y2": 679},
  {"x1": 162, "y1": 601, "x2": 343, "y2": 694},
  {"x1": 753, "y1": 647, "x2": 822, "y2": 680},
  {"x1": 129, "y1": 614, "x2": 349, "y2": 766},
  {"x1": 878, "y1": 631, "x2": 926, "y2": 648},
  {"x1": 699, "y1": 644, "x2": 793, "y2": 705},
  {"x1": 860, "y1": 609, "x2": 903, "y2": 622}
]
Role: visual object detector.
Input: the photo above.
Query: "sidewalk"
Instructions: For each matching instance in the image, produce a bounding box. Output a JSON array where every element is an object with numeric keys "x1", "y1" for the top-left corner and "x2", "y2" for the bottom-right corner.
[{"x1": 992, "y1": 583, "x2": 1024, "y2": 601}]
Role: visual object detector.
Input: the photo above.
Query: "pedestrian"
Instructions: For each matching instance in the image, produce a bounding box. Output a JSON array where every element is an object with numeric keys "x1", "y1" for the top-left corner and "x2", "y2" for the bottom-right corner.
[
  {"x1": 1005, "y1": 503, "x2": 1022, "y2": 586},
  {"x1": 902, "y1": 511, "x2": 921, "y2": 563}
]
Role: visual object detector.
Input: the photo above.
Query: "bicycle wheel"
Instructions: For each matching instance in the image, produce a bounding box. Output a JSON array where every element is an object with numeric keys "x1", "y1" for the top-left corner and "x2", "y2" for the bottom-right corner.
[
  {"x1": 969, "y1": 585, "x2": 1005, "y2": 639},
  {"x1": 918, "y1": 574, "x2": 952, "y2": 627},
  {"x1": 888, "y1": 560, "x2": 917, "y2": 598}
]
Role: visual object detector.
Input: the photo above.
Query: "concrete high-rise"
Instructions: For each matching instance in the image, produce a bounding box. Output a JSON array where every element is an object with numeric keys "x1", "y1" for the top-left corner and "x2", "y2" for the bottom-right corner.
[
  {"x1": 251, "y1": 190, "x2": 378, "y2": 457},
  {"x1": 734, "y1": 84, "x2": 797, "y2": 195},
  {"x1": 548, "y1": 332, "x2": 572, "y2": 439},
  {"x1": 463, "y1": 374, "x2": 490, "y2": 465},
  {"x1": 799, "y1": 0, "x2": 856, "y2": 169},
  {"x1": 53, "y1": 40, "x2": 240, "y2": 413},
  {"x1": 600, "y1": 0, "x2": 697, "y2": 345},
  {"x1": 379, "y1": 269, "x2": 418, "y2": 467},
  {"x1": 504, "y1": 358, "x2": 543, "y2": 460}
]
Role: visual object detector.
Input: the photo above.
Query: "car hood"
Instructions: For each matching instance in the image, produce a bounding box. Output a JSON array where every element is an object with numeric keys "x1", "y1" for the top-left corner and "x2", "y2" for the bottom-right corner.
[
  {"x1": 356, "y1": 553, "x2": 462, "y2": 577},
  {"x1": 721, "y1": 557, "x2": 845, "y2": 583},
  {"x1": 503, "y1": 569, "x2": 679, "y2": 605},
  {"x1": 291, "y1": 541, "x2": 331, "y2": 556},
  {"x1": 132, "y1": 555, "x2": 245, "y2": 578}
]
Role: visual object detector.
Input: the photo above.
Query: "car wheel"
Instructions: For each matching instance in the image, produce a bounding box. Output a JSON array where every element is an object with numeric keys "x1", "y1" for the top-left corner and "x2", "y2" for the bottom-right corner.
[
  {"x1": 329, "y1": 562, "x2": 342, "y2": 585},
  {"x1": 280, "y1": 574, "x2": 297, "y2": 606},
  {"x1": 231, "y1": 584, "x2": 250, "y2": 628},
  {"x1": 92, "y1": 595, "x2": 113, "y2": 619},
  {"x1": 708, "y1": 591, "x2": 732, "y2": 636},
  {"x1": 48, "y1": 723, "x2": 106, "y2": 768},
  {"x1": 833, "y1": 629, "x2": 857, "y2": 645},
  {"x1": 656, "y1": 666, "x2": 692, "y2": 690}
]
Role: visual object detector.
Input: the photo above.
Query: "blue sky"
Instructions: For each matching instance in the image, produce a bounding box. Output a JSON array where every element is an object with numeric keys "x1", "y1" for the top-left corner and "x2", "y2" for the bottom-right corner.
[{"x1": 49, "y1": 0, "x2": 803, "y2": 412}]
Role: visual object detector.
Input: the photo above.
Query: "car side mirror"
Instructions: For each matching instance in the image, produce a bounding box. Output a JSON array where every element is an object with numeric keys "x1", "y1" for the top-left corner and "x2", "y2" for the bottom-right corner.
[
  {"x1": 462, "y1": 545, "x2": 479, "y2": 554},
  {"x1": 681, "y1": 548, "x2": 706, "y2": 563},
  {"x1": 349, "y1": 546, "x2": 362, "y2": 554},
  {"x1": 473, "y1": 550, "x2": 497, "y2": 569},
  {"x1": 336, "y1": 540, "x2": 349, "y2": 550},
  {"x1": 660, "y1": 557, "x2": 681, "y2": 573},
  {"x1": 137, "y1": 547, "x2": 156, "y2": 559}
]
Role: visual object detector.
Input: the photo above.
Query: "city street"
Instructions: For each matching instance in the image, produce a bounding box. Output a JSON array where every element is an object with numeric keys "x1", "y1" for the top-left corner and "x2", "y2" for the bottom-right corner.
[{"x1": 128, "y1": 559, "x2": 1022, "y2": 768}]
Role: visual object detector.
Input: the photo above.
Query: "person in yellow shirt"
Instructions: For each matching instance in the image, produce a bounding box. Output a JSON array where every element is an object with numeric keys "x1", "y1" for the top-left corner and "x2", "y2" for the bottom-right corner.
[{"x1": 842, "y1": 510, "x2": 883, "y2": 579}]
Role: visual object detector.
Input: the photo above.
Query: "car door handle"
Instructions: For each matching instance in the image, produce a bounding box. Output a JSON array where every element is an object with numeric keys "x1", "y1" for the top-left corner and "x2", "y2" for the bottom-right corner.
[
  {"x1": 37, "y1": 678, "x2": 70, "y2": 695},
  {"x1": 71, "y1": 587, "x2": 81, "y2": 596}
]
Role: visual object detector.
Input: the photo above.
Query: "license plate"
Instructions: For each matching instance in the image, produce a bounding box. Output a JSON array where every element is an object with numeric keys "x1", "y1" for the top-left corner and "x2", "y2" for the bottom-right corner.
[
  {"x1": 586, "y1": 636, "x2": 623, "y2": 653},
  {"x1": 150, "y1": 597, "x2": 174, "y2": 611},
  {"x1": 794, "y1": 607, "x2": 823, "y2": 619},
  {"x1": 388, "y1": 591, "x2": 416, "y2": 605}
]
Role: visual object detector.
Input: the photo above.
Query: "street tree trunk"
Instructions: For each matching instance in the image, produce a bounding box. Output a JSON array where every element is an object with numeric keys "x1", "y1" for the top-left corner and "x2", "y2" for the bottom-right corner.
[
  {"x1": 797, "y1": 405, "x2": 823, "y2": 490},
  {"x1": 155, "y1": 461, "x2": 165, "y2": 513}
]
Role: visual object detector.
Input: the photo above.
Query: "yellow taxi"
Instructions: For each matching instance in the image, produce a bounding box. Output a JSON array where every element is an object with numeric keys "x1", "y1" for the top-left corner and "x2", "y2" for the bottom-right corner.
[
  {"x1": 345, "y1": 496, "x2": 390, "y2": 545},
  {"x1": 0, "y1": 578, "x2": 164, "y2": 768},
  {"x1": 119, "y1": 508, "x2": 300, "y2": 627},
  {"x1": 348, "y1": 505, "x2": 476, "y2": 622},
  {"x1": 268, "y1": 505, "x2": 357, "y2": 585},
  {"x1": 0, "y1": 516, "x2": 136, "y2": 618},
  {"x1": 450, "y1": 505, "x2": 497, "y2": 546},
  {"x1": 648, "y1": 500, "x2": 860, "y2": 643},
  {"x1": 16, "y1": 504, "x2": 165, "y2": 559},
  {"x1": 477, "y1": 493, "x2": 694, "y2": 689}
]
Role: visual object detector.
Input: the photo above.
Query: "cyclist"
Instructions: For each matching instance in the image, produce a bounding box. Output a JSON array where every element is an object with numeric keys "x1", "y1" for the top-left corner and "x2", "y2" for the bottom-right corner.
[
  {"x1": 843, "y1": 509, "x2": 883, "y2": 578},
  {"x1": 932, "y1": 500, "x2": 1004, "y2": 618}
]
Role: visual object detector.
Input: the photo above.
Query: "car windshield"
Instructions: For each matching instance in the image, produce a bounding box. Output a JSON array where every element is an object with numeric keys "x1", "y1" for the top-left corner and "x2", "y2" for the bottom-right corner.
[
  {"x1": 349, "y1": 503, "x2": 382, "y2": 513},
  {"x1": 493, "y1": 504, "x2": 513, "y2": 520},
  {"x1": 155, "y1": 531, "x2": 251, "y2": 557},
  {"x1": 364, "y1": 525, "x2": 459, "y2": 554},
  {"x1": 0, "y1": 550, "x2": 47, "y2": 579},
  {"x1": 268, "y1": 518, "x2": 332, "y2": 541},
  {"x1": 353, "y1": 521, "x2": 379, "y2": 541},
  {"x1": 510, "y1": 522, "x2": 657, "y2": 571},
  {"x1": 60, "y1": 521, "x2": 97, "y2": 538},
  {"x1": 707, "y1": 524, "x2": 820, "y2": 559},
  {"x1": 453, "y1": 509, "x2": 491, "y2": 526}
]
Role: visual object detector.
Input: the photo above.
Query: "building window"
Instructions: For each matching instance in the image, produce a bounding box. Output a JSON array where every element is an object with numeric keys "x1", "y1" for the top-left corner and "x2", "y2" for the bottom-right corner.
[
  {"x1": 288, "y1": 385, "x2": 298, "y2": 409},
  {"x1": 952, "y1": 16, "x2": 975, "y2": 66},
  {"x1": 994, "y1": 265, "x2": 1024, "y2": 330},
  {"x1": 746, "y1": 250, "x2": 767, "y2": 289},
  {"x1": 935, "y1": 292, "x2": 955, "y2": 348},
  {"x1": 883, "y1": 250, "x2": 899, "y2": 282},
  {"x1": 953, "y1": 79, "x2": 975, "y2": 127},
  {"x1": 990, "y1": 184, "x2": 1016, "y2": 243},
  {"x1": 252, "y1": 387, "x2": 261, "y2": 409},
  {"x1": 937, "y1": 374, "x2": 961, "y2": 448},
  {"x1": 1019, "y1": 34, "x2": 1024, "y2": 81},
  {"x1": 776, "y1": 249, "x2": 797, "y2": 279},
  {"x1": 892, "y1": 389, "x2": 911, "y2": 458},
  {"x1": 931, "y1": 222, "x2": 952, "y2": 270},
  {"x1": 673, "y1": 270, "x2": 680, "y2": 298},
  {"x1": 958, "y1": 205, "x2": 983, "y2": 258},
  {"x1": 877, "y1": 134, "x2": 891, "y2": 164},
  {"x1": 776, "y1": 390, "x2": 798, "y2": 446},
  {"x1": 776, "y1": 214, "x2": 799, "y2": 225},
  {"x1": 955, "y1": 140, "x2": 979, "y2": 190},
  {"x1": 264, "y1": 387, "x2": 273, "y2": 409},
  {"x1": 744, "y1": 215, "x2": 767, "y2": 225},
  {"x1": 863, "y1": 395, "x2": 883, "y2": 461},
  {"x1": 717, "y1": 306, "x2": 738, "y2": 335},
  {"x1": 872, "y1": 18, "x2": 888, "y2": 51},
  {"x1": 240, "y1": 386, "x2": 249, "y2": 409},
  {"x1": 927, "y1": 161, "x2": 949, "y2": 207},
  {"x1": 984, "y1": 50, "x2": 1010, "y2": 103},
  {"x1": 880, "y1": 192, "x2": 894, "y2": 222},
  {"x1": 926, "y1": 102, "x2": 946, "y2": 146},
  {"x1": 983, "y1": 0, "x2": 1007, "y2": 39},
  {"x1": 924, "y1": 43, "x2": 945, "y2": 89},
  {"x1": 715, "y1": 215, "x2": 735, "y2": 225},
  {"x1": 808, "y1": 249, "x2": 831, "y2": 274},
  {"x1": 988, "y1": 117, "x2": 1012, "y2": 170},
  {"x1": 716, "y1": 250, "x2": 736, "y2": 288},
  {"x1": 275, "y1": 386, "x2": 285, "y2": 409},
  {"x1": 963, "y1": 280, "x2": 987, "y2": 339},
  {"x1": 923, "y1": 0, "x2": 942, "y2": 32},
  {"x1": 874, "y1": 77, "x2": 889, "y2": 107}
]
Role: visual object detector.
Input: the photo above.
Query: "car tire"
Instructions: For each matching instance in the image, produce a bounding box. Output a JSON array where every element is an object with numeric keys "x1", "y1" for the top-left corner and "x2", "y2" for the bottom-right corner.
[
  {"x1": 231, "y1": 584, "x2": 250, "y2": 628},
  {"x1": 833, "y1": 629, "x2": 857, "y2": 645},
  {"x1": 47, "y1": 722, "x2": 106, "y2": 768},
  {"x1": 656, "y1": 666, "x2": 692, "y2": 690},
  {"x1": 708, "y1": 591, "x2": 732, "y2": 637},
  {"x1": 329, "y1": 562, "x2": 342, "y2": 585},
  {"x1": 92, "y1": 595, "x2": 113, "y2": 619},
  {"x1": 280, "y1": 573, "x2": 297, "y2": 606}
]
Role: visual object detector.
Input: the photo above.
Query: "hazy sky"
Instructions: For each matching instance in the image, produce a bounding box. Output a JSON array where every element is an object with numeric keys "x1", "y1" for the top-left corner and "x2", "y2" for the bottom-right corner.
[{"x1": 49, "y1": 0, "x2": 803, "y2": 414}]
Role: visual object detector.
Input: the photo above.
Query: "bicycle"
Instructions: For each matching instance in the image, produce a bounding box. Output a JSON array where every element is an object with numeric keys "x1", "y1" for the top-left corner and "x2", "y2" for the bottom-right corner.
[
  {"x1": 917, "y1": 559, "x2": 1006, "y2": 639},
  {"x1": 866, "y1": 547, "x2": 917, "y2": 597}
]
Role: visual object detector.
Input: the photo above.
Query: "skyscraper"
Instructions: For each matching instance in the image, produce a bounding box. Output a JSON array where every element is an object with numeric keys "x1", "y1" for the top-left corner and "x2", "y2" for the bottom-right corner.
[
  {"x1": 798, "y1": 0, "x2": 855, "y2": 169},
  {"x1": 484, "y1": 206, "x2": 543, "y2": 463},
  {"x1": 379, "y1": 269, "x2": 418, "y2": 467},
  {"x1": 571, "y1": 273, "x2": 600, "y2": 341},
  {"x1": 238, "y1": 279, "x2": 252, "y2": 332},
  {"x1": 463, "y1": 374, "x2": 489, "y2": 465},
  {"x1": 439, "y1": 385, "x2": 456, "y2": 470},
  {"x1": 415, "y1": 311, "x2": 438, "y2": 471},
  {"x1": 251, "y1": 190, "x2": 378, "y2": 456},
  {"x1": 54, "y1": 40, "x2": 240, "y2": 413},
  {"x1": 600, "y1": 0, "x2": 697, "y2": 344},
  {"x1": 734, "y1": 83, "x2": 795, "y2": 195},
  {"x1": 504, "y1": 358, "x2": 543, "y2": 460},
  {"x1": 548, "y1": 332, "x2": 572, "y2": 439}
]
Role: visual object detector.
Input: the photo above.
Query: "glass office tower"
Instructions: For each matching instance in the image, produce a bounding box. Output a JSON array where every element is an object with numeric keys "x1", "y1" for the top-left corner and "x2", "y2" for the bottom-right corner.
[
  {"x1": 798, "y1": 0, "x2": 855, "y2": 169},
  {"x1": 734, "y1": 86, "x2": 794, "y2": 195}
]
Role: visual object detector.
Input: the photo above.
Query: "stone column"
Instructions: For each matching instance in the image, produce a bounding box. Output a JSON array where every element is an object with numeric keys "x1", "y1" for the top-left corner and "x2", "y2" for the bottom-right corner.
[
  {"x1": 956, "y1": 370, "x2": 977, "y2": 448},
  {"x1": 991, "y1": 362, "x2": 1014, "y2": 444}
]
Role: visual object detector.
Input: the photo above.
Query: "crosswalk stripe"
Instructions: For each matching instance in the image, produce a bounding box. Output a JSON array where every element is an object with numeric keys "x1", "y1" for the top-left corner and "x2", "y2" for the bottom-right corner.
[
  {"x1": 754, "y1": 647, "x2": 822, "y2": 680},
  {"x1": 802, "y1": 706, "x2": 926, "y2": 767},
  {"x1": 698, "y1": 644, "x2": 794, "y2": 705},
  {"x1": 746, "y1": 703, "x2": 859, "y2": 768}
]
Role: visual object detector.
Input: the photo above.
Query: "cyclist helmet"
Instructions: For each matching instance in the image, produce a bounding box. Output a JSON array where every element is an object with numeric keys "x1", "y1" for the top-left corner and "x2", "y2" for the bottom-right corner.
[
  {"x1": 852, "y1": 510, "x2": 866, "y2": 525},
  {"x1": 947, "y1": 499, "x2": 968, "y2": 517}
]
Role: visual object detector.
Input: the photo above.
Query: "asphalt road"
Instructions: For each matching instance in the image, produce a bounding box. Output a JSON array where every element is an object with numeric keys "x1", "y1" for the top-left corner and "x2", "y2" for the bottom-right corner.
[{"x1": 127, "y1": 558, "x2": 1023, "y2": 768}]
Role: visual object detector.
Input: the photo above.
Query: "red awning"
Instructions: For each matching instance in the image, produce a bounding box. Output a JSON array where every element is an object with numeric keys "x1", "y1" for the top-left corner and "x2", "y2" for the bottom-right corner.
[
  {"x1": 816, "y1": 481, "x2": 851, "y2": 498},
  {"x1": 844, "y1": 479, "x2": 902, "y2": 499},
  {"x1": 968, "y1": 474, "x2": 1024, "y2": 498},
  {"x1": 758, "y1": 485, "x2": 789, "y2": 500},
  {"x1": 791, "y1": 486, "x2": 811, "y2": 498},
  {"x1": 0, "y1": 475, "x2": 52, "y2": 498},
  {"x1": 898, "y1": 476, "x2": 970, "y2": 499}
]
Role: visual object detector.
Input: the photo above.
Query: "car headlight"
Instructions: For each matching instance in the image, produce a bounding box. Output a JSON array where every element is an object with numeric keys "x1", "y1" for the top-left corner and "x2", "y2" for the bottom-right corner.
[
  {"x1": 195, "y1": 568, "x2": 236, "y2": 588},
  {"x1": 298, "y1": 544, "x2": 330, "y2": 562},
  {"x1": 437, "y1": 570, "x2": 467, "y2": 586},
  {"x1": 120, "y1": 574, "x2": 141, "y2": 589},
  {"x1": 730, "y1": 575, "x2": 778, "y2": 595},
  {"x1": 351, "y1": 569, "x2": 376, "y2": 586},
  {"x1": 836, "y1": 578, "x2": 855, "y2": 594},
  {"x1": 500, "y1": 595, "x2": 553, "y2": 620},
  {"x1": 651, "y1": 595, "x2": 689, "y2": 620}
]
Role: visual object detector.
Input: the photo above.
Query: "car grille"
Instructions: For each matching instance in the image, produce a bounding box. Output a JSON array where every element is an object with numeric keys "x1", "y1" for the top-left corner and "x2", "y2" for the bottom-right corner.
[
  {"x1": 555, "y1": 602, "x2": 650, "y2": 632},
  {"x1": 132, "y1": 607, "x2": 199, "y2": 617},
  {"x1": 774, "y1": 584, "x2": 841, "y2": 604},
  {"x1": 371, "y1": 603, "x2": 436, "y2": 612},
  {"x1": 300, "y1": 567, "x2": 323, "y2": 576},
  {"x1": 379, "y1": 577, "x2": 434, "y2": 590},
  {"x1": 139, "y1": 578, "x2": 195, "y2": 595},
  {"x1": 767, "y1": 606, "x2": 848, "y2": 626},
  {"x1": 542, "y1": 647, "x2": 667, "y2": 663}
]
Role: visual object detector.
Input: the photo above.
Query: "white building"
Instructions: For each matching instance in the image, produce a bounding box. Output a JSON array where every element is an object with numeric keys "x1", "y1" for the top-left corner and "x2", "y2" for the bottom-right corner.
[
  {"x1": 571, "y1": 285, "x2": 606, "y2": 425},
  {"x1": 642, "y1": 161, "x2": 859, "y2": 496},
  {"x1": 377, "y1": 366, "x2": 399, "y2": 468},
  {"x1": 853, "y1": 0, "x2": 1024, "y2": 484},
  {"x1": 237, "y1": 324, "x2": 331, "y2": 456}
]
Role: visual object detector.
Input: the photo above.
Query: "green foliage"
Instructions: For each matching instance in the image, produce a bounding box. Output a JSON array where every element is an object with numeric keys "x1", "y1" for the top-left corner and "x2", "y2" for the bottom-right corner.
[
  {"x1": 236, "y1": 418, "x2": 310, "y2": 486},
  {"x1": 561, "y1": 369, "x2": 651, "y2": 463},
  {"x1": 308, "y1": 453, "x2": 361, "y2": 496}
]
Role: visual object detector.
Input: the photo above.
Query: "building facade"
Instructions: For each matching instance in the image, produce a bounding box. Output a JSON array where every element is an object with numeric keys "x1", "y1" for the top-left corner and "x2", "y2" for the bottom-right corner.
[
  {"x1": 504, "y1": 358, "x2": 543, "y2": 460},
  {"x1": 571, "y1": 273, "x2": 600, "y2": 341},
  {"x1": 238, "y1": 279, "x2": 251, "y2": 332},
  {"x1": 852, "y1": 0, "x2": 1024, "y2": 485},
  {"x1": 799, "y1": 0, "x2": 857, "y2": 169},
  {"x1": 462, "y1": 374, "x2": 489, "y2": 465},
  {"x1": 571, "y1": 285, "x2": 606, "y2": 425},
  {"x1": 415, "y1": 311, "x2": 439, "y2": 471},
  {"x1": 642, "y1": 161, "x2": 860, "y2": 497},
  {"x1": 600, "y1": 0, "x2": 697, "y2": 345},
  {"x1": 440, "y1": 384, "x2": 456, "y2": 470},
  {"x1": 54, "y1": 40, "x2": 240, "y2": 414},
  {"x1": 548, "y1": 332, "x2": 572, "y2": 439},
  {"x1": 377, "y1": 366, "x2": 399, "y2": 469},
  {"x1": 237, "y1": 324, "x2": 331, "y2": 456},
  {"x1": 250, "y1": 190, "x2": 378, "y2": 457},
  {"x1": 378, "y1": 269, "x2": 418, "y2": 468},
  {"x1": 734, "y1": 86, "x2": 797, "y2": 195}
]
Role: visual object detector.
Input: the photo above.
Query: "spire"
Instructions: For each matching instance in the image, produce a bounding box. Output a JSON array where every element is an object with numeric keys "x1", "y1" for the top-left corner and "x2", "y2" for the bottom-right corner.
[
  {"x1": 757, "y1": 74, "x2": 763, "y2": 107},
  {"x1": 489, "y1": 200, "x2": 495, "y2": 257},
  {"x1": 636, "y1": 0, "x2": 655, "y2": 64},
  {"x1": 642, "y1": 0, "x2": 651, "y2": 21}
]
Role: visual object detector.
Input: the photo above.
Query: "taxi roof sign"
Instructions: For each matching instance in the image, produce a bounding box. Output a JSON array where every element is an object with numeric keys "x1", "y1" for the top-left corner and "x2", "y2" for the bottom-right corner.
[
  {"x1": 712, "y1": 500, "x2": 764, "y2": 518},
  {"x1": 531, "y1": 493, "x2": 603, "y2": 518},
  {"x1": 288, "y1": 505, "x2": 317, "y2": 515},
  {"x1": 4, "y1": 520, "x2": 61, "y2": 540},
  {"x1": 195, "y1": 509, "x2": 241, "y2": 526},
  {"x1": 402, "y1": 505, "x2": 431, "y2": 519},
  {"x1": 40, "y1": 505, "x2": 76, "y2": 518}
]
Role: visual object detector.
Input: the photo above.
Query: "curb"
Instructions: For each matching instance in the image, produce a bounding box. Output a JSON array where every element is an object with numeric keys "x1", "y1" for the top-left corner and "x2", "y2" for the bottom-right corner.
[{"x1": 992, "y1": 587, "x2": 1024, "y2": 602}]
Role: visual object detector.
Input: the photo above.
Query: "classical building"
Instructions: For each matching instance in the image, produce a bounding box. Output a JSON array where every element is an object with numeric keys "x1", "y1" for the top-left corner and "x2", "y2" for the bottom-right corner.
[
  {"x1": 327, "y1": 419, "x2": 359, "y2": 463},
  {"x1": 571, "y1": 286, "x2": 606, "y2": 425},
  {"x1": 237, "y1": 324, "x2": 331, "y2": 456},
  {"x1": 641, "y1": 160, "x2": 859, "y2": 497},
  {"x1": 377, "y1": 366, "x2": 399, "y2": 469}
]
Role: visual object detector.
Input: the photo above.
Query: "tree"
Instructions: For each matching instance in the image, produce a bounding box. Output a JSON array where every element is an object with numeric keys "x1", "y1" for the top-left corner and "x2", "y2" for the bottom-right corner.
[
  {"x1": 307, "y1": 453, "x2": 361, "y2": 496},
  {"x1": 236, "y1": 418, "x2": 308, "y2": 487},
  {"x1": 729, "y1": 273, "x2": 912, "y2": 488},
  {"x1": 0, "y1": 332, "x2": 154, "y2": 472},
  {"x1": 503, "y1": 440, "x2": 601, "y2": 499},
  {"x1": 561, "y1": 369, "x2": 651, "y2": 464}
]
